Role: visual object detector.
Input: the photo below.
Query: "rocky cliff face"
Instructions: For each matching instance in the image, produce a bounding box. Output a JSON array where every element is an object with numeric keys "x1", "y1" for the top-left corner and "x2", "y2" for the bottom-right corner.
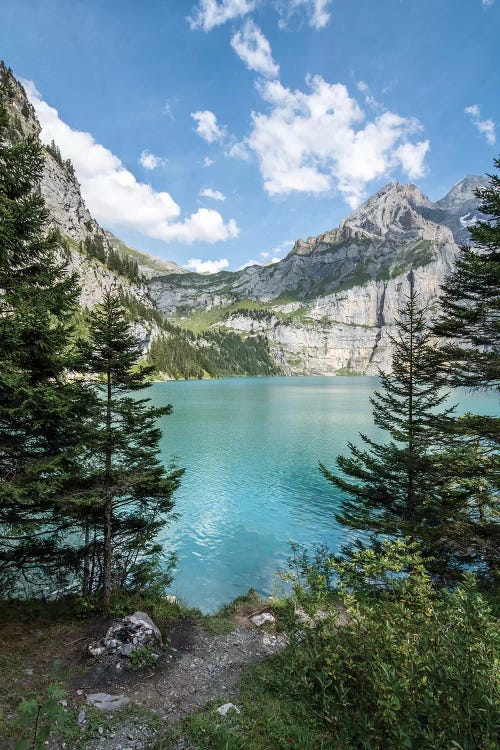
[
  {"x1": 149, "y1": 177, "x2": 485, "y2": 375},
  {"x1": 2, "y1": 62, "x2": 156, "y2": 315},
  {"x1": 1, "y1": 62, "x2": 486, "y2": 378}
]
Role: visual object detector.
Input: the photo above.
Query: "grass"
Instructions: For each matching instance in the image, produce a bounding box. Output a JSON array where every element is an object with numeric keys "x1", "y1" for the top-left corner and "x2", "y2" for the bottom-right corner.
[
  {"x1": 173, "y1": 300, "x2": 269, "y2": 334},
  {"x1": 201, "y1": 589, "x2": 264, "y2": 635},
  {"x1": 154, "y1": 656, "x2": 333, "y2": 750}
]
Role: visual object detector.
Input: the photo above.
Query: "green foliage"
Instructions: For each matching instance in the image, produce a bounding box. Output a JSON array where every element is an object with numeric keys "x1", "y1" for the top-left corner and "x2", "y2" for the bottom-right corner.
[
  {"x1": 76, "y1": 293, "x2": 183, "y2": 607},
  {"x1": 277, "y1": 542, "x2": 499, "y2": 750},
  {"x1": 0, "y1": 64, "x2": 93, "y2": 596},
  {"x1": 320, "y1": 287, "x2": 476, "y2": 578},
  {"x1": 432, "y1": 157, "x2": 500, "y2": 390},
  {"x1": 199, "y1": 330, "x2": 279, "y2": 377},
  {"x1": 12, "y1": 662, "x2": 69, "y2": 750},
  {"x1": 80, "y1": 235, "x2": 145, "y2": 284},
  {"x1": 428, "y1": 159, "x2": 500, "y2": 576},
  {"x1": 148, "y1": 328, "x2": 280, "y2": 380},
  {"x1": 129, "y1": 645, "x2": 158, "y2": 669},
  {"x1": 44, "y1": 139, "x2": 75, "y2": 177}
]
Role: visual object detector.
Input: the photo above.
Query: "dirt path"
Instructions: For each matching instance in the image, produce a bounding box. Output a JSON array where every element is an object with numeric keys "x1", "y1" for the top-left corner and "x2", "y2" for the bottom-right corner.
[{"x1": 73, "y1": 616, "x2": 288, "y2": 750}]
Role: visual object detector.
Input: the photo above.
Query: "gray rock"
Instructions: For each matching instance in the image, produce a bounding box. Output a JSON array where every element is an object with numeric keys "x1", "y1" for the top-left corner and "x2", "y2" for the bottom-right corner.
[
  {"x1": 216, "y1": 702, "x2": 241, "y2": 717},
  {"x1": 86, "y1": 693, "x2": 130, "y2": 711},
  {"x1": 88, "y1": 611, "x2": 163, "y2": 669},
  {"x1": 250, "y1": 612, "x2": 275, "y2": 627}
]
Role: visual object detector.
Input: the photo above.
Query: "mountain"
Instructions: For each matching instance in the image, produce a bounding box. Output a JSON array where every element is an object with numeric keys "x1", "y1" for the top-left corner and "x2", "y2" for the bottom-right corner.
[
  {"x1": 148, "y1": 178, "x2": 486, "y2": 376},
  {"x1": 1, "y1": 61, "x2": 279, "y2": 379},
  {"x1": 2, "y1": 61, "x2": 486, "y2": 379},
  {"x1": 103, "y1": 230, "x2": 187, "y2": 279}
]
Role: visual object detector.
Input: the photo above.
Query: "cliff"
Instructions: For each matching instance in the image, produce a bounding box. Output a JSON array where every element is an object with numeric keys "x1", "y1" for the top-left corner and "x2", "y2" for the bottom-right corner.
[{"x1": 149, "y1": 179, "x2": 484, "y2": 375}]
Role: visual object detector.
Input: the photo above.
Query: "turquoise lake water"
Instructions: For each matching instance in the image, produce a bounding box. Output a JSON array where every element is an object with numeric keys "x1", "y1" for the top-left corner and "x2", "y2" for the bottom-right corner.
[{"x1": 149, "y1": 376, "x2": 499, "y2": 613}]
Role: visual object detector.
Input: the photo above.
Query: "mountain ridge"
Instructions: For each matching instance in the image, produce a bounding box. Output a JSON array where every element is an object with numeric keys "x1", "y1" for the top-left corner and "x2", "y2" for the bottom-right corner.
[{"x1": 148, "y1": 175, "x2": 486, "y2": 375}]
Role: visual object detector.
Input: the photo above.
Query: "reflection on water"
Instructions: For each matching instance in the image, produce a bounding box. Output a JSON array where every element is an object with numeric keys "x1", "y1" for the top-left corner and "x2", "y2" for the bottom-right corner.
[{"x1": 148, "y1": 376, "x2": 498, "y2": 613}]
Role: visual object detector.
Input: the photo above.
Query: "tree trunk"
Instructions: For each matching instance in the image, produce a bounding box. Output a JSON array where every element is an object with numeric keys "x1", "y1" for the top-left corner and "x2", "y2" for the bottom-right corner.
[{"x1": 102, "y1": 367, "x2": 113, "y2": 610}]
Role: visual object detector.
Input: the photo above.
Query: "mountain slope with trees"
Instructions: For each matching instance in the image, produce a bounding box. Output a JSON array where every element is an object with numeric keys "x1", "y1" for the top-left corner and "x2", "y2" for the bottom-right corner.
[{"x1": 0, "y1": 61, "x2": 279, "y2": 380}]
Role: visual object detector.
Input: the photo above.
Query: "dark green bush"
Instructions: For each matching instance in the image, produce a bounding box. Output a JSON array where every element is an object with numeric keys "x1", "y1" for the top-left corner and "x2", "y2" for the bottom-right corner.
[{"x1": 280, "y1": 541, "x2": 499, "y2": 750}]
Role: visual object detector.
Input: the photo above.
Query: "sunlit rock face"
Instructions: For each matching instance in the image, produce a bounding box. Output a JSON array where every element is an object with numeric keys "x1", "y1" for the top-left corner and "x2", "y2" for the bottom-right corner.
[{"x1": 149, "y1": 176, "x2": 485, "y2": 375}]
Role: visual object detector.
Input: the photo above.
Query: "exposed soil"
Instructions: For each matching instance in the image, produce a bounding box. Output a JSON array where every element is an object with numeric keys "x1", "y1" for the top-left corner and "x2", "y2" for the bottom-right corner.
[
  {"x1": 0, "y1": 604, "x2": 288, "y2": 750},
  {"x1": 78, "y1": 619, "x2": 287, "y2": 719}
]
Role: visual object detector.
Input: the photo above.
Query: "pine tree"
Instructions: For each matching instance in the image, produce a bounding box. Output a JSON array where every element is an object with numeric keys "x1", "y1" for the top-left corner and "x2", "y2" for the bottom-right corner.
[
  {"x1": 429, "y1": 157, "x2": 500, "y2": 577},
  {"x1": 432, "y1": 158, "x2": 500, "y2": 390},
  {"x1": 0, "y1": 66, "x2": 92, "y2": 593},
  {"x1": 320, "y1": 284, "x2": 470, "y2": 578},
  {"x1": 82, "y1": 292, "x2": 182, "y2": 608}
]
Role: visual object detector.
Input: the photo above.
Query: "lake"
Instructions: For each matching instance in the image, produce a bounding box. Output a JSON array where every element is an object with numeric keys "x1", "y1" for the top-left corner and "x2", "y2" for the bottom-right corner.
[{"x1": 149, "y1": 376, "x2": 498, "y2": 612}]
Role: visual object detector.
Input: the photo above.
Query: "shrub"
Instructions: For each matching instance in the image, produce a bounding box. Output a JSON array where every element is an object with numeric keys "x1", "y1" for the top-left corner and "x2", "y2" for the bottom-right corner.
[{"x1": 280, "y1": 541, "x2": 499, "y2": 750}]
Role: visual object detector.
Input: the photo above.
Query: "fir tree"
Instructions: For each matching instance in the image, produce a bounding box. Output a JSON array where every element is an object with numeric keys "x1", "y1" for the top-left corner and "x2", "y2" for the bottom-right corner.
[
  {"x1": 432, "y1": 158, "x2": 500, "y2": 391},
  {"x1": 320, "y1": 284, "x2": 470, "y2": 578},
  {"x1": 429, "y1": 158, "x2": 500, "y2": 577},
  {"x1": 82, "y1": 292, "x2": 182, "y2": 608},
  {"x1": 0, "y1": 67, "x2": 92, "y2": 593}
]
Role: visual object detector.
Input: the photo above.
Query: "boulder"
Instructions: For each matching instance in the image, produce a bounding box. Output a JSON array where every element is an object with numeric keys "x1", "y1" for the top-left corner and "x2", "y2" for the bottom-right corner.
[
  {"x1": 250, "y1": 612, "x2": 275, "y2": 627},
  {"x1": 86, "y1": 693, "x2": 130, "y2": 711},
  {"x1": 88, "y1": 611, "x2": 163, "y2": 668}
]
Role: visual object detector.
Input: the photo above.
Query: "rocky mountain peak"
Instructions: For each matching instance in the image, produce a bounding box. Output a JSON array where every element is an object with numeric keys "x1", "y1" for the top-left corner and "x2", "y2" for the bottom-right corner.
[
  {"x1": 435, "y1": 175, "x2": 485, "y2": 210},
  {"x1": 337, "y1": 182, "x2": 433, "y2": 241},
  {"x1": 0, "y1": 61, "x2": 40, "y2": 141}
]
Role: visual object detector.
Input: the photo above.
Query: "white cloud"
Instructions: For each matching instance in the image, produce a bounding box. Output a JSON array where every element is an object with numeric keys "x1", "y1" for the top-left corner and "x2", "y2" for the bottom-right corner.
[
  {"x1": 482, "y1": 0, "x2": 495, "y2": 8},
  {"x1": 163, "y1": 102, "x2": 175, "y2": 121},
  {"x1": 139, "y1": 150, "x2": 167, "y2": 170},
  {"x1": 277, "y1": 0, "x2": 332, "y2": 30},
  {"x1": 465, "y1": 104, "x2": 496, "y2": 145},
  {"x1": 188, "y1": 0, "x2": 256, "y2": 31},
  {"x1": 356, "y1": 81, "x2": 369, "y2": 93},
  {"x1": 266, "y1": 239, "x2": 294, "y2": 257},
  {"x1": 184, "y1": 257, "x2": 230, "y2": 273},
  {"x1": 394, "y1": 141, "x2": 430, "y2": 179},
  {"x1": 200, "y1": 187, "x2": 226, "y2": 201},
  {"x1": 231, "y1": 20, "x2": 280, "y2": 79},
  {"x1": 24, "y1": 80, "x2": 238, "y2": 244},
  {"x1": 203, "y1": 156, "x2": 215, "y2": 167},
  {"x1": 232, "y1": 75, "x2": 429, "y2": 207},
  {"x1": 192, "y1": 110, "x2": 226, "y2": 143},
  {"x1": 241, "y1": 239, "x2": 294, "y2": 269}
]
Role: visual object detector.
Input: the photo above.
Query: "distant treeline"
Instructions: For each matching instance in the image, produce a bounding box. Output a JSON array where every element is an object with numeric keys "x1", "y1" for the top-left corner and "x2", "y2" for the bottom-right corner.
[
  {"x1": 116, "y1": 294, "x2": 281, "y2": 380},
  {"x1": 80, "y1": 235, "x2": 145, "y2": 285}
]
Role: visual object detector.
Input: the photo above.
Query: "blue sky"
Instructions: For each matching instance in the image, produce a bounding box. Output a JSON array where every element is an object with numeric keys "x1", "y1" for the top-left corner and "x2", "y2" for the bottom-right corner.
[{"x1": 0, "y1": 0, "x2": 498, "y2": 271}]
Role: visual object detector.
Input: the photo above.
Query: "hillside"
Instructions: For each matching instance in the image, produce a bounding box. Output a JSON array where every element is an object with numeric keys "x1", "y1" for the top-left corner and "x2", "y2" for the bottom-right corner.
[
  {"x1": 149, "y1": 178, "x2": 485, "y2": 375},
  {"x1": 0, "y1": 62, "x2": 281, "y2": 379}
]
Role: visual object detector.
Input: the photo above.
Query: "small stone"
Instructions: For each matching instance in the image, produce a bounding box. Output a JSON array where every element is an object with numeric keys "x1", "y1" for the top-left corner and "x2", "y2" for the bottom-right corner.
[
  {"x1": 77, "y1": 709, "x2": 87, "y2": 726},
  {"x1": 250, "y1": 612, "x2": 275, "y2": 627},
  {"x1": 86, "y1": 693, "x2": 130, "y2": 711},
  {"x1": 216, "y1": 702, "x2": 241, "y2": 717}
]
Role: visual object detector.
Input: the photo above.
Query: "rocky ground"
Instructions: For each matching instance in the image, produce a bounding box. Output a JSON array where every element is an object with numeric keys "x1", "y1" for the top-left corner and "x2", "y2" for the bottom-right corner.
[
  {"x1": 0, "y1": 597, "x2": 289, "y2": 750},
  {"x1": 75, "y1": 617, "x2": 288, "y2": 750}
]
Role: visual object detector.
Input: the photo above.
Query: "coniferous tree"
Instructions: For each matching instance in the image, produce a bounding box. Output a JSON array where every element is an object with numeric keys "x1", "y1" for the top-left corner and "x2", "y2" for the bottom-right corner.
[
  {"x1": 320, "y1": 284, "x2": 472, "y2": 578},
  {"x1": 83, "y1": 292, "x2": 182, "y2": 608},
  {"x1": 0, "y1": 67, "x2": 92, "y2": 593},
  {"x1": 432, "y1": 158, "x2": 500, "y2": 391},
  {"x1": 428, "y1": 158, "x2": 500, "y2": 576}
]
